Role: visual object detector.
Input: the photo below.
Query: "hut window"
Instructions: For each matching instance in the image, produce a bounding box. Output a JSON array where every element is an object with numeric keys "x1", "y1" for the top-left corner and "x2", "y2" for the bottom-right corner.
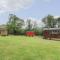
[
  {"x1": 58, "y1": 30, "x2": 59, "y2": 33},
  {"x1": 58, "y1": 30, "x2": 60, "y2": 33},
  {"x1": 51, "y1": 30, "x2": 57, "y2": 34}
]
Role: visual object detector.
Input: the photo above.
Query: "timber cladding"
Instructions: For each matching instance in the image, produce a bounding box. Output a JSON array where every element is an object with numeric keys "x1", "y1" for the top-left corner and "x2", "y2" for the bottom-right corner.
[
  {"x1": 0, "y1": 25, "x2": 8, "y2": 36},
  {"x1": 0, "y1": 28, "x2": 8, "y2": 36}
]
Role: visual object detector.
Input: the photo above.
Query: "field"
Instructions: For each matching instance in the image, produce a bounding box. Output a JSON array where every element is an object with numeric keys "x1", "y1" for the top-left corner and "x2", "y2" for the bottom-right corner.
[{"x1": 0, "y1": 36, "x2": 60, "y2": 60}]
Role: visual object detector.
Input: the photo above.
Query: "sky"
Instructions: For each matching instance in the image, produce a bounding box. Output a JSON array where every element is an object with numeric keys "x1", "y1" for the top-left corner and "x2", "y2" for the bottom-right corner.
[{"x1": 0, "y1": 0, "x2": 60, "y2": 25}]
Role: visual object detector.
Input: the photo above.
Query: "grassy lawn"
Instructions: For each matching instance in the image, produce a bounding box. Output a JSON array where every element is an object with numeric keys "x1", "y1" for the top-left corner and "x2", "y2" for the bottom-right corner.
[{"x1": 0, "y1": 36, "x2": 60, "y2": 60}]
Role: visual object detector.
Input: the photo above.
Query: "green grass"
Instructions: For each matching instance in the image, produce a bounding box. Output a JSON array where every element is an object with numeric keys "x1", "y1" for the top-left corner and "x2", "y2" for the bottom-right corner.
[{"x1": 0, "y1": 36, "x2": 60, "y2": 60}]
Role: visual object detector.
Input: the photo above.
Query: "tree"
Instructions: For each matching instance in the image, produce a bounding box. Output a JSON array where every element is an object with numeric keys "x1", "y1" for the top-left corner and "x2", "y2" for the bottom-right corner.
[
  {"x1": 26, "y1": 19, "x2": 33, "y2": 31},
  {"x1": 42, "y1": 15, "x2": 56, "y2": 28},
  {"x1": 7, "y1": 14, "x2": 24, "y2": 34},
  {"x1": 33, "y1": 21, "x2": 38, "y2": 31},
  {"x1": 42, "y1": 17, "x2": 47, "y2": 27},
  {"x1": 57, "y1": 17, "x2": 60, "y2": 28}
]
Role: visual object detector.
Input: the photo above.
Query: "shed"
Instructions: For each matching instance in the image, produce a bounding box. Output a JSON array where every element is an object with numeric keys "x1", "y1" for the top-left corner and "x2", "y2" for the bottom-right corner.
[
  {"x1": 26, "y1": 31, "x2": 35, "y2": 37},
  {"x1": 0, "y1": 25, "x2": 8, "y2": 36}
]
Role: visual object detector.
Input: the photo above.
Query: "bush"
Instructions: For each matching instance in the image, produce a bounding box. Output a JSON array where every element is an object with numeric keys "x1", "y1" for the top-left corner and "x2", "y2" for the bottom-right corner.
[{"x1": 33, "y1": 28, "x2": 43, "y2": 36}]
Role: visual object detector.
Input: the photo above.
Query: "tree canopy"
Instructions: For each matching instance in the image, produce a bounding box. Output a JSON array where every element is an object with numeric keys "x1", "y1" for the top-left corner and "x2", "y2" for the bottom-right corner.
[
  {"x1": 42, "y1": 15, "x2": 56, "y2": 28},
  {"x1": 7, "y1": 14, "x2": 24, "y2": 34}
]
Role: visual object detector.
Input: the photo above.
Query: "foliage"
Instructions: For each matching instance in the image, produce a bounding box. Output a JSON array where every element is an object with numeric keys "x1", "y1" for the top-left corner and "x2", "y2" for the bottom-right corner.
[
  {"x1": 7, "y1": 14, "x2": 24, "y2": 35},
  {"x1": 25, "y1": 19, "x2": 43, "y2": 36},
  {"x1": 34, "y1": 27, "x2": 43, "y2": 36},
  {"x1": 56, "y1": 17, "x2": 60, "y2": 27},
  {"x1": 42, "y1": 15, "x2": 56, "y2": 28},
  {"x1": 6, "y1": 14, "x2": 60, "y2": 35},
  {"x1": 26, "y1": 19, "x2": 33, "y2": 31}
]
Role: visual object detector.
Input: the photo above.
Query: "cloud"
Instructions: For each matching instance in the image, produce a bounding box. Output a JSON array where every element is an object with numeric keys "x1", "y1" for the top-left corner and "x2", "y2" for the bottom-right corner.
[{"x1": 0, "y1": 0, "x2": 33, "y2": 13}]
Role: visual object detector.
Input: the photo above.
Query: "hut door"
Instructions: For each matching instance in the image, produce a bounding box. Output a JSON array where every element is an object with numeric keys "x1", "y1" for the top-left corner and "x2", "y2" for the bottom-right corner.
[{"x1": 44, "y1": 30, "x2": 49, "y2": 38}]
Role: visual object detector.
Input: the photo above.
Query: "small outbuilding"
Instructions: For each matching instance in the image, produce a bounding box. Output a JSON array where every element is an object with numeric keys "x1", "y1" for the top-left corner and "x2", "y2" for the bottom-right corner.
[
  {"x1": 43, "y1": 28, "x2": 60, "y2": 39},
  {"x1": 0, "y1": 25, "x2": 8, "y2": 36},
  {"x1": 26, "y1": 31, "x2": 35, "y2": 37}
]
